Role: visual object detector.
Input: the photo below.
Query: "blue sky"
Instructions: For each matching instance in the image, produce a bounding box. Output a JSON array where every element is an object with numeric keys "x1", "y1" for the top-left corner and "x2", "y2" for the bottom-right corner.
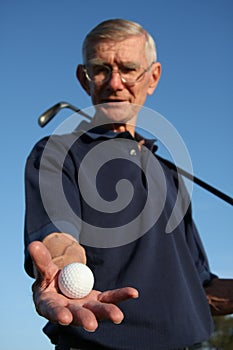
[{"x1": 1, "y1": 0, "x2": 232, "y2": 349}]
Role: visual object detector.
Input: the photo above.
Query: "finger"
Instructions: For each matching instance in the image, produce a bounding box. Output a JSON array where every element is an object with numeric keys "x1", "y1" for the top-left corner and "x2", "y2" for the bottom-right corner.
[
  {"x1": 41, "y1": 303, "x2": 73, "y2": 325},
  {"x1": 68, "y1": 304, "x2": 98, "y2": 331},
  {"x1": 98, "y1": 287, "x2": 139, "y2": 304},
  {"x1": 28, "y1": 241, "x2": 52, "y2": 268},
  {"x1": 28, "y1": 241, "x2": 58, "y2": 279},
  {"x1": 31, "y1": 289, "x2": 73, "y2": 325},
  {"x1": 83, "y1": 301, "x2": 124, "y2": 324}
]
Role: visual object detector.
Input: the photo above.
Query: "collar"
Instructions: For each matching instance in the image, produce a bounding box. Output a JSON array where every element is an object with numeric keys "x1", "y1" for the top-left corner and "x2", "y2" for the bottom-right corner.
[{"x1": 74, "y1": 120, "x2": 158, "y2": 152}]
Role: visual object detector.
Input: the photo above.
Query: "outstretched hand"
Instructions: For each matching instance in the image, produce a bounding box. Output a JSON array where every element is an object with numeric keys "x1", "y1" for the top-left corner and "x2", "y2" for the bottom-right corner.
[{"x1": 28, "y1": 241, "x2": 139, "y2": 332}]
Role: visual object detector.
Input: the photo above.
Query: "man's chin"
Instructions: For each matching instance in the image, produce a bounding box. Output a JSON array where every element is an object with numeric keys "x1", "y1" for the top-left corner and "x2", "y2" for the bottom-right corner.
[{"x1": 95, "y1": 102, "x2": 139, "y2": 124}]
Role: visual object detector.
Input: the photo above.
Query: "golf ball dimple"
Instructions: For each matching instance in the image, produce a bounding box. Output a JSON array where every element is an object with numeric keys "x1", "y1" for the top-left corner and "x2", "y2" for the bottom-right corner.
[{"x1": 58, "y1": 262, "x2": 94, "y2": 299}]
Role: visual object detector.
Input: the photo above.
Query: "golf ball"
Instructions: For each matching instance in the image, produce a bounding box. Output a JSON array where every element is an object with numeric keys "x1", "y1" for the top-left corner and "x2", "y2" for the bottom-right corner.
[{"x1": 58, "y1": 262, "x2": 94, "y2": 299}]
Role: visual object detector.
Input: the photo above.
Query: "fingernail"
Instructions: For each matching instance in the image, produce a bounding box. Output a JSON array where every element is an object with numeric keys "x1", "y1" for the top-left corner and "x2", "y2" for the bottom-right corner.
[{"x1": 83, "y1": 327, "x2": 96, "y2": 332}]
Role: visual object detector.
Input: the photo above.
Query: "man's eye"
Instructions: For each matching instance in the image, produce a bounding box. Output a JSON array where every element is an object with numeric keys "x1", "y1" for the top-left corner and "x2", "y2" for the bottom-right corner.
[{"x1": 92, "y1": 65, "x2": 108, "y2": 75}]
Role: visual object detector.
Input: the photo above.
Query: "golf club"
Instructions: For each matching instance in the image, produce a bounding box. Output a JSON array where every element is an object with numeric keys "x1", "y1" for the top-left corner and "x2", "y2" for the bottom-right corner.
[
  {"x1": 38, "y1": 102, "x2": 233, "y2": 206},
  {"x1": 38, "y1": 101, "x2": 92, "y2": 127}
]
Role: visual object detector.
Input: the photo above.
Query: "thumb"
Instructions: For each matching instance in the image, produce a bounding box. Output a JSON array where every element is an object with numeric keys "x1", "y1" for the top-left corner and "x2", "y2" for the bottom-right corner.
[{"x1": 28, "y1": 241, "x2": 58, "y2": 281}]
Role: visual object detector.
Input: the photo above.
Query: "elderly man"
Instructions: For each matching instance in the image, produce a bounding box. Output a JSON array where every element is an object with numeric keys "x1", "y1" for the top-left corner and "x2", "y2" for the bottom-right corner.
[{"x1": 24, "y1": 19, "x2": 232, "y2": 350}]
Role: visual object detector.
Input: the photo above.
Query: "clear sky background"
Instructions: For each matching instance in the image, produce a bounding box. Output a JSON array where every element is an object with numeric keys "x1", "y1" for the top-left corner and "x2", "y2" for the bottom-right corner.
[{"x1": 1, "y1": 0, "x2": 232, "y2": 349}]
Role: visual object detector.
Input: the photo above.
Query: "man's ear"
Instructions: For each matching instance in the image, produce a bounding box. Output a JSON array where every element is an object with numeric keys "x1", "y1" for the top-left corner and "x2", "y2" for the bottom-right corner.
[
  {"x1": 76, "y1": 65, "x2": 91, "y2": 96},
  {"x1": 147, "y1": 62, "x2": 161, "y2": 96}
]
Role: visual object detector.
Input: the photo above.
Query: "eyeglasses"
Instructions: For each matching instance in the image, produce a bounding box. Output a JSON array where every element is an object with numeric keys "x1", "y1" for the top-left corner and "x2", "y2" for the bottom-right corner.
[{"x1": 82, "y1": 62, "x2": 154, "y2": 87}]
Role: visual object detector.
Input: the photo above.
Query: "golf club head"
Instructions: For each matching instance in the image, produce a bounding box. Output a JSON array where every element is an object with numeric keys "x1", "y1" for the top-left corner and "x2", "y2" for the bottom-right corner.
[{"x1": 38, "y1": 101, "x2": 91, "y2": 127}]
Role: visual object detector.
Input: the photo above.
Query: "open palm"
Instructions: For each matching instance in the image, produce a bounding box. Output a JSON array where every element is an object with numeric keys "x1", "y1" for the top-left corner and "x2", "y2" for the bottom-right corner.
[{"x1": 29, "y1": 241, "x2": 139, "y2": 332}]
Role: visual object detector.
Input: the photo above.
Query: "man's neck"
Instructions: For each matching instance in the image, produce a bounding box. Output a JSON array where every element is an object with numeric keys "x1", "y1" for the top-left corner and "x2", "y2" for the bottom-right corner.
[
  {"x1": 91, "y1": 116, "x2": 136, "y2": 137},
  {"x1": 111, "y1": 123, "x2": 135, "y2": 136}
]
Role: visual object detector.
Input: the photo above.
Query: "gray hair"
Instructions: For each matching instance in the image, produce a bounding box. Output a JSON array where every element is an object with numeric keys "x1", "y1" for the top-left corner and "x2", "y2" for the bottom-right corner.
[{"x1": 82, "y1": 19, "x2": 157, "y2": 64}]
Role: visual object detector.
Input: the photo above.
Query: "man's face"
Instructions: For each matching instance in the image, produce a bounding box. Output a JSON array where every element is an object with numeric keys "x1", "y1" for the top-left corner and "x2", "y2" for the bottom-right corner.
[{"x1": 78, "y1": 35, "x2": 161, "y2": 125}]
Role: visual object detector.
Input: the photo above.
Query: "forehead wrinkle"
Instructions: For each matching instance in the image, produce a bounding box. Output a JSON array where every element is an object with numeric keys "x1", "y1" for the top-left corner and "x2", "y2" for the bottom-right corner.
[{"x1": 86, "y1": 36, "x2": 147, "y2": 65}]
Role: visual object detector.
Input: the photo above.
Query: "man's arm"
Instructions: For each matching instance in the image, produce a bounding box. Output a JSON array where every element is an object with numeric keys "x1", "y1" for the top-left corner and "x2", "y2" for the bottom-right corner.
[
  {"x1": 29, "y1": 237, "x2": 138, "y2": 331},
  {"x1": 205, "y1": 278, "x2": 233, "y2": 316},
  {"x1": 173, "y1": 176, "x2": 233, "y2": 317}
]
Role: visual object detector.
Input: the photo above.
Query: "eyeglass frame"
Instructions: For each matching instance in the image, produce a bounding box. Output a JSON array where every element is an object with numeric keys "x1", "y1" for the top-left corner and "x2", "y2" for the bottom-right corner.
[{"x1": 82, "y1": 61, "x2": 155, "y2": 87}]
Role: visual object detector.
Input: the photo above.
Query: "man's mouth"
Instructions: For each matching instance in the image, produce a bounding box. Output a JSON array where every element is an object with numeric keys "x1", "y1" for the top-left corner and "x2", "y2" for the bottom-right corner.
[{"x1": 101, "y1": 99, "x2": 128, "y2": 106}]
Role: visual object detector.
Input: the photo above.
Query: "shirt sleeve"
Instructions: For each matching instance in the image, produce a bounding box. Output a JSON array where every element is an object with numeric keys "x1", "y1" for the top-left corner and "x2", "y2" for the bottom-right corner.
[
  {"x1": 176, "y1": 171, "x2": 218, "y2": 285},
  {"x1": 159, "y1": 157, "x2": 217, "y2": 285},
  {"x1": 184, "y1": 207, "x2": 217, "y2": 285},
  {"x1": 24, "y1": 135, "x2": 82, "y2": 277}
]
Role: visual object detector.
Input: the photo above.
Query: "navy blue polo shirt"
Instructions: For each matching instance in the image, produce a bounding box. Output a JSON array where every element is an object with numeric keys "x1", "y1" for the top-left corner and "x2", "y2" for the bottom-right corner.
[{"x1": 24, "y1": 122, "x2": 214, "y2": 350}]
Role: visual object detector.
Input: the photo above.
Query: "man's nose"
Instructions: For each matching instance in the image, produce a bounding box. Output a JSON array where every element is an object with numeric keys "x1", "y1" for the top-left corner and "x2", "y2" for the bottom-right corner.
[{"x1": 107, "y1": 70, "x2": 125, "y2": 90}]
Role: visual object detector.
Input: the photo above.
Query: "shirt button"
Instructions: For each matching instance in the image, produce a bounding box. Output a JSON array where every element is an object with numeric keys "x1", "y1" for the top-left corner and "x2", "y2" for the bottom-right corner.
[{"x1": 130, "y1": 149, "x2": 137, "y2": 156}]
